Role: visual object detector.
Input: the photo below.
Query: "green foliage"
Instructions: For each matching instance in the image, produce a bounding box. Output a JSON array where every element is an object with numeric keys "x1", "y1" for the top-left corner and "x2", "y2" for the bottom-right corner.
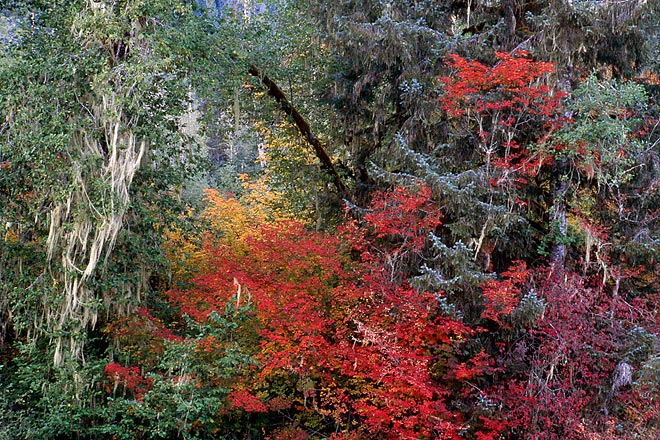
[
  {"x1": 0, "y1": 0, "x2": 224, "y2": 436},
  {"x1": 0, "y1": 0, "x2": 212, "y2": 359},
  {"x1": 554, "y1": 73, "x2": 648, "y2": 187},
  {"x1": 89, "y1": 308, "x2": 257, "y2": 440},
  {"x1": 537, "y1": 217, "x2": 583, "y2": 257},
  {"x1": 0, "y1": 341, "x2": 106, "y2": 439},
  {"x1": 0, "y1": 306, "x2": 256, "y2": 439}
]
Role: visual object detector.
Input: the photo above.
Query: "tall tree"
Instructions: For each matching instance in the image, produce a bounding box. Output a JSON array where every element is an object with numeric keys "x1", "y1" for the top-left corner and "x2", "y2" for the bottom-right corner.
[{"x1": 0, "y1": 0, "x2": 210, "y2": 368}]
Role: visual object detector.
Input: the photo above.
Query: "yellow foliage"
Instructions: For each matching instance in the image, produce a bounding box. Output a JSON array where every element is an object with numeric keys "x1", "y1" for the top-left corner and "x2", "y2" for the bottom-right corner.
[
  {"x1": 238, "y1": 174, "x2": 299, "y2": 224},
  {"x1": 162, "y1": 120, "x2": 323, "y2": 284},
  {"x1": 162, "y1": 184, "x2": 293, "y2": 285},
  {"x1": 161, "y1": 212, "x2": 211, "y2": 285},
  {"x1": 201, "y1": 187, "x2": 268, "y2": 244},
  {"x1": 3, "y1": 227, "x2": 18, "y2": 243},
  {"x1": 248, "y1": 122, "x2": 322, "y2": 226}
]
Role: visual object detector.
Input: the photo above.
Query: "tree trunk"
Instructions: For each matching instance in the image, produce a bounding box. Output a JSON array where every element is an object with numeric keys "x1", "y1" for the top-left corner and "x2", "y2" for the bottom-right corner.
[{"x1": 549, "y1": 158, "x2": 568, "y2": 276}]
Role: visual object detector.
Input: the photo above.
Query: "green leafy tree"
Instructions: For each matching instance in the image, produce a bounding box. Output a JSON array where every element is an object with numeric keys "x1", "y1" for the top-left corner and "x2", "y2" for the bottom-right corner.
[{"x1": 0, "y1": 0, "x2": 216, "y2": 435}]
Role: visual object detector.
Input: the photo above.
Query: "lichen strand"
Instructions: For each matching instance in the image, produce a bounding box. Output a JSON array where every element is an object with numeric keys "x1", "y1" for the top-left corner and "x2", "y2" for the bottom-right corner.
[{"x1": 46, "y1": 95, "x2": 145, "y2": 366}]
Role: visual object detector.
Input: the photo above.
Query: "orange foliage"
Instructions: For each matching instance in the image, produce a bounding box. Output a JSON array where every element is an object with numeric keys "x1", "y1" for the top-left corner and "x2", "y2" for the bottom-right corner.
[
  {"x1": 162, "y1": 184, "x2": 286, "y2": 284},
  {"x1": 161, "y1": 215, "x2": 212, "y2": 284}
]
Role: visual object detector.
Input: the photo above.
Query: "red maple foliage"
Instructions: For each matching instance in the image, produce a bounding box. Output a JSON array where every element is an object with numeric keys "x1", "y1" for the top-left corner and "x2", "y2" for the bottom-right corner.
[
  {"x1": 103, "y1": 363, "x2": 152, "y2": 401},
  {"x1": 489, "y1": 267, "x2": 660, "y2": 438},
  {"x1": 102, "y1": 53, "x2": 660, "y2": 440},
  {"x1": 480, "y1": 260, "x2": 528, "y2": 327},
  {"x1": 164, "y1": 185, "x2": 500, "y2": 438},
  {"x1": 438, "y1": 51, "x2": 565, "y2": 190}
]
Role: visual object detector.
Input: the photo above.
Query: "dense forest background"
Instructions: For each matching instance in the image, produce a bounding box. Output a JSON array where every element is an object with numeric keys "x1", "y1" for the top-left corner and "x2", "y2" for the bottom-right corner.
[{"x1": 2, "y1": 0, "x2": 660, "y2": 438}]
